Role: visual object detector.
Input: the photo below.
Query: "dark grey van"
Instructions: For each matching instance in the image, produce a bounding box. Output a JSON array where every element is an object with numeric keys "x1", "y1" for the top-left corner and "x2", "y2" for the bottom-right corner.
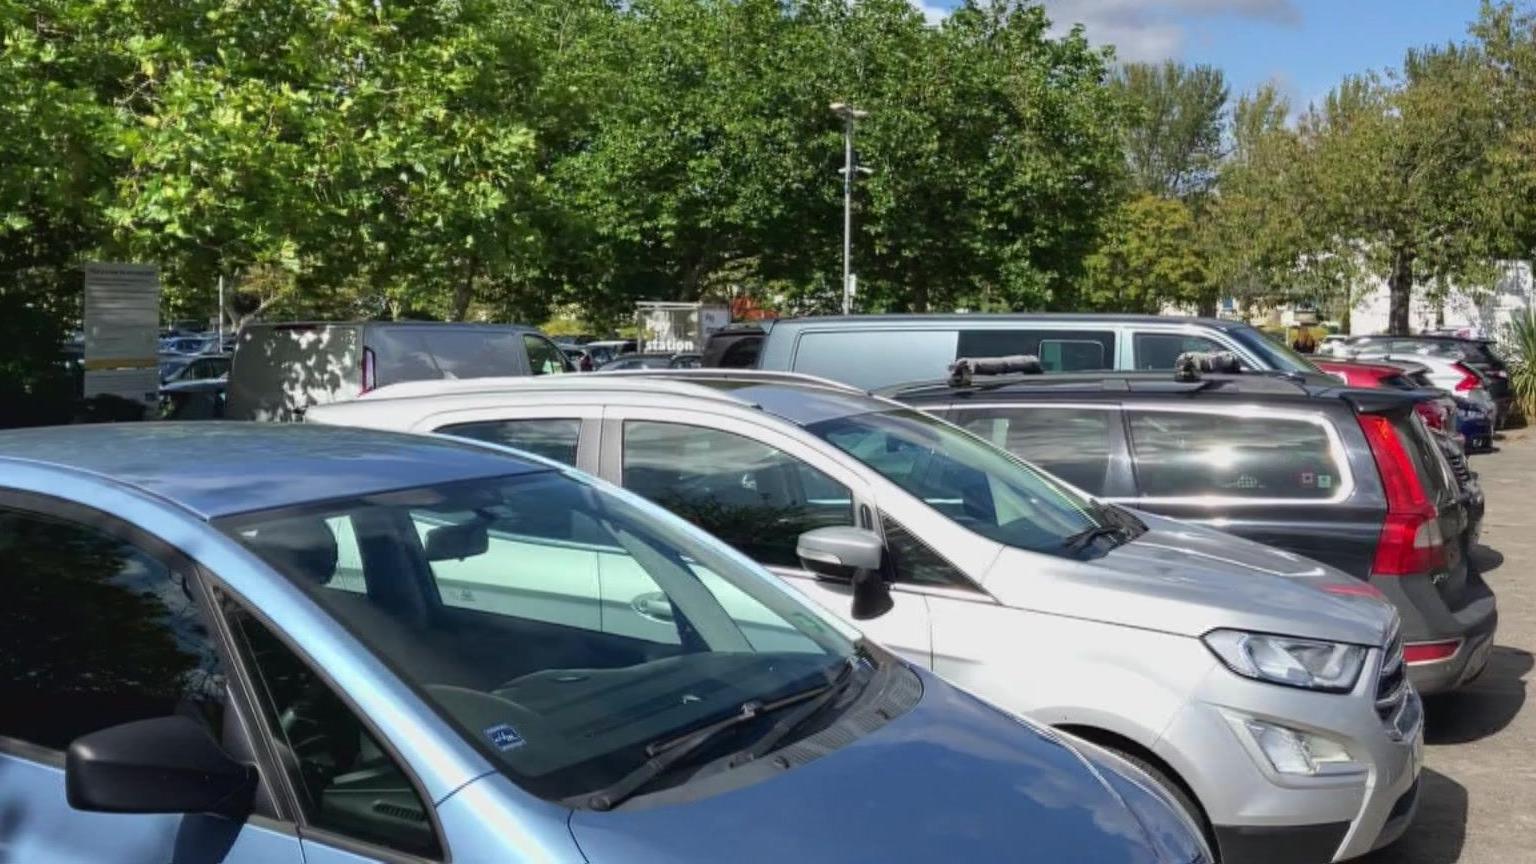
[
  {"x1": 226, "y1": 321, "x2": 571, "y2": 421},
  {"x1": 712, "y1": 314, "x2": 1316, "y2": 389}
]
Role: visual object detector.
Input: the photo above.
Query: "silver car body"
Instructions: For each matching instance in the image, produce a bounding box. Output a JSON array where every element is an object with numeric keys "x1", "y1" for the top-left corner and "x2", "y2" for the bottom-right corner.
[{"x1": 307, "y1": 371, "x2": 1424, "y2": 862}]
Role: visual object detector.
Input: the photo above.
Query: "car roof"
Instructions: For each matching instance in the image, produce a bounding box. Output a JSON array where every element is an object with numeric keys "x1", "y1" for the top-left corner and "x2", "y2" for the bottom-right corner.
[
  {"x1": 886, "y1": 370, "x2": 1380, "y2": 404},
  {"x1": 0, "y1": 422, "x2": 548, "y2": 519},
  {"x1": 238, "y1": 321, "x2": 539, "y2": 333},
  {"x1": 1349, "y1": 333, "x2": 1490, "y2": 344},
  {"x1": 341, "y1": 369, "x2": 889, "y2": 427},
  {"x1": 764, "y1": 313, "x2": 1245, "y2": 331}
]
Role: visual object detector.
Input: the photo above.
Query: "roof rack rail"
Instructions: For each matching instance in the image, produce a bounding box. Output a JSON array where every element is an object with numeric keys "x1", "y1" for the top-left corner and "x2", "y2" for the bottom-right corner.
[
  {"x1": 1172, "y1": 350, "x2": 1243, "y2": 382},
  {"x1": 599, "y1": 367, "x2": 869, "y2": 395},
  {"x1": 948, "y1": 355, "x2": 1043, "y2": 387}
]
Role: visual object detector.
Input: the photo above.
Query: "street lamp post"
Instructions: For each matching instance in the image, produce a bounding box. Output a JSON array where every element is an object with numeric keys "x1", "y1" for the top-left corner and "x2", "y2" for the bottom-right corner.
[{"x1": 830, "y1": 102, "x2": 868, "y2": 316}]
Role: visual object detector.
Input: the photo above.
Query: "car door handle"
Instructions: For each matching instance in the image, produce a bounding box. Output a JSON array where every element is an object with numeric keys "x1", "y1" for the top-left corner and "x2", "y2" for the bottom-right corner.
[{"x1": 631, "y1": 592, "x2": 674, "y2": 623}]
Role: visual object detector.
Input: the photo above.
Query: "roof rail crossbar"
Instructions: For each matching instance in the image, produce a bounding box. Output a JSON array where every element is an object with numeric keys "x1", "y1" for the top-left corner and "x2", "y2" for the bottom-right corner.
[
  {"x1": 1172, "y1": 351, "x2": 1243, "y2": 382},
  {"x1": 948, "y1": 355, "x2": 1043, "y2": 387}
]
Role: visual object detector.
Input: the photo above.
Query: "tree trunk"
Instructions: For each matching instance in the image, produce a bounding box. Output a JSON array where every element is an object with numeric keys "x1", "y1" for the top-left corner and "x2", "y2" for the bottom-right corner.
[
  {"x1": 451, "y1": 256, "x2": 477, "y2": 322},
  {"x1": 1387, "y1": 248, "x2": 1415, "y2": 335}
]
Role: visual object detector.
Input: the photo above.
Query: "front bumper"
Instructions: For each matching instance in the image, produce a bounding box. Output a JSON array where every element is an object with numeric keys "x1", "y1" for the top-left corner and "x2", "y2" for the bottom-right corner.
[{"x1": 1154, "y1": 652, "x2": 1423, "y2": 862}]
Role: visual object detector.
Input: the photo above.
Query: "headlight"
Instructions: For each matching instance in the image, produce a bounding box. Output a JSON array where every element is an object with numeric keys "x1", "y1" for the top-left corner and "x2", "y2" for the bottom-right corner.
[{"x1": 1203, "y1": 630, "x2": 1366, "y2": 692}]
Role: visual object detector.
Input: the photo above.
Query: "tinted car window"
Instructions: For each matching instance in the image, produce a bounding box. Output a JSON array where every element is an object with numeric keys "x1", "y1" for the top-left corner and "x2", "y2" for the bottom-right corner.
[
  {"x1": 793, "y1": 330, "x2": 958, "y2": 389},
  {"x1": 956, "y1": 330, "x2": 1114, "y2": 372},
  {"x1": 1127, "y1": 410, "x2": 1342, "y2": 499},
  {"x1": 622, "y1": 421, "x2": 854, "y2": 567},
  {"x1": 881, "y1": 514, "x2": 972, "y2": 588},
  {"x1": 1132, "y1": 333, "x2": 1226, "y2": 370},
  {"x1": 0, "y1": 509, "x2": 226, "y2": 752},
  {"x1": 440, "y1": 418, "x2": 582, "y2": 466},
  {"x1": 374, "y1": 328, "x2": 524, "y2": 385},
  {"x1": 224, "y1": 602, "x2": 442, "y2": 858},
  {"x1": 948, "y1": 406, "x2": 1115, "y2": 495},
  {"x1": 523, "y1": 334, "x2": 571, "y2": 376}
]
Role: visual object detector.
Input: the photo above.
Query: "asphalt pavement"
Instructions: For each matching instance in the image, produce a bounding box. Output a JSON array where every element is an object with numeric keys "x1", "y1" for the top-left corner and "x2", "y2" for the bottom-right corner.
[{"x1": 1361, "y1": 428, "x2": 1535, "y2": 863}]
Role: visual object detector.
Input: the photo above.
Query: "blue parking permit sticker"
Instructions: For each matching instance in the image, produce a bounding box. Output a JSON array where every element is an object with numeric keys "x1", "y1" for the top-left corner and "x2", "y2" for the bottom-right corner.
[{"x1": 485, "y1": 723, "x2": 525, "y2": 752}]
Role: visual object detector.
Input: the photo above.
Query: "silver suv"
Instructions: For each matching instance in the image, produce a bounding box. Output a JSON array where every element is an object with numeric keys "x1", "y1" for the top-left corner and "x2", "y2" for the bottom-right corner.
[{"x1": 307, "y1": 370, "x2": 1423, "y2": 863}]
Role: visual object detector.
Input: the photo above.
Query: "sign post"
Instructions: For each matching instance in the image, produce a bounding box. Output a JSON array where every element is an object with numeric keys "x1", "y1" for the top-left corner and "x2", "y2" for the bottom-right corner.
[{"x1": 83, "y1": 263, "x2": 160, "y2": 412}]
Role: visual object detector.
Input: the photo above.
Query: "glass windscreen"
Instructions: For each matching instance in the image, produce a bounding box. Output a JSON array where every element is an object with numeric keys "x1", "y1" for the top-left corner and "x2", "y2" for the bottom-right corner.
[
  {"x1": 218, "y1": 471, "x2": 855, "y2": 801},
  {"x1": 805, "y1": 408, "x2": 1106, "y2": 554}
]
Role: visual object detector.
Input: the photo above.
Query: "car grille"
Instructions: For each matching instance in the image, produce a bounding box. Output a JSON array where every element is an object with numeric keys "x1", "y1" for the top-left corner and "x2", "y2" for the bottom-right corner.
[{"x1": 1376, "y1": 624, "x2": 1410, "y2": 731}]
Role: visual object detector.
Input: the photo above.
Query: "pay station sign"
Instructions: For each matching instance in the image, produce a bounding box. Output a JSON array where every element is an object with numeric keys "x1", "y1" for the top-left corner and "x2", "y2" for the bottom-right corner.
[{"x1": 83, "y1": 263, "x2": 160, "y2": 407}]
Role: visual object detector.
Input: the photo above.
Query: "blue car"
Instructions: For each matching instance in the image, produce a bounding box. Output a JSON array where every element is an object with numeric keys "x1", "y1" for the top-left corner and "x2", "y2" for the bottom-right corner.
[
  {"x1": 1456, "y1": 397, "x2": 1494, "y2": 453},
  {"x1": 0, "y1": 424, "x2": 1208, "y2": 864}
]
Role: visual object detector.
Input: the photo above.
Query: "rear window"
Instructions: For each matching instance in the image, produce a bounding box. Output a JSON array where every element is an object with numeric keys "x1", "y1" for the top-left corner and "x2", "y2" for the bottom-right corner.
[
  {"x1": 955, "y1": 330, "x2": 1114, "y2": 372},
  {"x1": 1128, "y1": 409, "x2": 1343, "y2": 500}
]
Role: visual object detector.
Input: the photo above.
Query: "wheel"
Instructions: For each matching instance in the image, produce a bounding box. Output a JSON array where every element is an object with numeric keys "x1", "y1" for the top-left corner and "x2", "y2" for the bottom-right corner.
[{"x1": 1103, "y1": 745, "x2": 1220, "y2": 862}]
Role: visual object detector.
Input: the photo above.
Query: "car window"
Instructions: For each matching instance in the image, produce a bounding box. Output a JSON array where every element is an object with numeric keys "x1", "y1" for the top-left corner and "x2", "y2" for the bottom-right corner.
[
  {"x1": 221, "y1": 472, "x2": 854, "y2": 802},
  {"x1": 523, "y1": 334, "x2": 570, "y2": 376},
  {"x1": 947, "y1": 406, "x2": 1115, "y2": 495},
  {"x1": 807, "y1": 408, "x2": 1104, "y2": 555},
  {"x1": 373, "y1": 328, "x2": 523, "y2": 385},
  {"x1": 223, "y1": 601, "x2": 441, "y2": 859},
  {"x1": 1132, "y1": 333, "x2": 1227, "y2": 370},
  {"x1": 881, "y1": 514, "x2": 972, "y2": 588},
  {"x1": 792, "y1": 329, "x2": 958, "y2": 389},
  {"x1": 622, "y1": 421, "x2": 855, "y2": 568},
  {"x1": 0, "y1": 508, "x2": 226, "y2": 753},
  {"x1": 439, "y1": 418, "x2": 581, "y2": 466},
  {"x1": 1127, "y1": 410, "x2": 1343, "y2": 499},
  {"x1": 955, "y1": 329, "x2": 1115, "y2": 372}
]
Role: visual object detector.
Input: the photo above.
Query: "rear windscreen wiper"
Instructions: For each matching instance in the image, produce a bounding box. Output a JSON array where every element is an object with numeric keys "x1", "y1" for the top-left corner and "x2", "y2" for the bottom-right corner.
[{"x1": 579, "y1": 671, "x2": 848, "y2": 811}]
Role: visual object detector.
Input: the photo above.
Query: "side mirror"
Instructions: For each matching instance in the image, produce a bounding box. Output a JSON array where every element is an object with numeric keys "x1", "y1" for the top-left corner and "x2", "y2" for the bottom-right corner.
[
  {"x1": 425, "y1": 521, "x2": 489, "y2": 562},
  {"x1": 797, "y1": 527, "x2": 893, "y2": 621},
  {"x1": 67, "y1": 716, "x2": 256, "y2": 818}
]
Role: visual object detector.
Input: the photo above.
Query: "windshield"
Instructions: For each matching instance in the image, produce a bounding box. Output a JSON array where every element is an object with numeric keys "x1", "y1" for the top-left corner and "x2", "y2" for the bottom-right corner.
[
  {"x1": 805, "y1": 408, "x2": 1108, "y2": 554},
  {"x1": 1229, "y1": 326, "x2": 1319, "y2": 373},
  {"x1": 219, "y1": 471, "x2": 857, "y2": 801}
]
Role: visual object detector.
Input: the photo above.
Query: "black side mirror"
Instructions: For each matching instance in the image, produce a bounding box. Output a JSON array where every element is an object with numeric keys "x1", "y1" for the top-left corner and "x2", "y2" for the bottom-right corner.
[
  {"x1": 425, "y1": 520, "x2": 489, "y2": 562},
  {"x1": 66, "y1": 716, "x2": 256, "y2": 819},
  {"x1": 796, "y1": 527, "x2": 893, "y2": 621}
]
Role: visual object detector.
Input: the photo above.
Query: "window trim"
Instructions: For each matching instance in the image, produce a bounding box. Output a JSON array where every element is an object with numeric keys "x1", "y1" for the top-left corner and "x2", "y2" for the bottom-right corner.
[
  {"x1": 1117, "y1": 404, "x2": 1356, "y2": 506},
  {"x1": 210, "y1": 583, "x2": 451, "y2": 864},
  {"x1": 0, "y1": 489, "x2": 289, "y2": 821}
]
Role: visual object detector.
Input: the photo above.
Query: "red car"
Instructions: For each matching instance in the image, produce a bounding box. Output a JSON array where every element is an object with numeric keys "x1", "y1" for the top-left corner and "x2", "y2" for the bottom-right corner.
[{"x1": 1313, "y1": 358, "x2": 1454, "y2": 432}]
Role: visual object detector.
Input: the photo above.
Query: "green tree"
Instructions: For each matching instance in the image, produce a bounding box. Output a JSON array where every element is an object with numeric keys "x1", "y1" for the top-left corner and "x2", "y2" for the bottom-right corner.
[
  {"x1": 1083, "y1": 194, "x2": 1209, "y2": 314},
  {"x1": 1110, "y1": 61, "x2": 1228, "y2": 201}
]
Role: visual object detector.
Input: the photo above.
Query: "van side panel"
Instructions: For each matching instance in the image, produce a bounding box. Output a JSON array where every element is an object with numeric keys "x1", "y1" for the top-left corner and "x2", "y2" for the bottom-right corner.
[{"x1": 227, "y1": 325, "x2": 361, "y2": 421}]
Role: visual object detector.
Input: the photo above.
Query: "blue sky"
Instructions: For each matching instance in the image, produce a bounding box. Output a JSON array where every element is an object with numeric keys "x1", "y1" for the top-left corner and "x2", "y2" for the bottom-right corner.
[{"x1": 916, "y1": 1, "x2": 1485, "y2": 114}]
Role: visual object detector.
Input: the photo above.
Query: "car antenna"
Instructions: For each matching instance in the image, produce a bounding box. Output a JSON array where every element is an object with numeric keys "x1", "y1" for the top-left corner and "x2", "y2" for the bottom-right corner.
[{"x1": 948, "y1": 355, "x2": 1043, "y2": 388}]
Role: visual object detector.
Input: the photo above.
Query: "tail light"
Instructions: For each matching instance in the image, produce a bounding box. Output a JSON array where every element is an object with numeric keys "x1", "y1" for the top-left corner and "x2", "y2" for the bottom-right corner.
[
  {"x1": 361, "y1": 347, "x2": 377, "y2": 394},
  {"x1": 1358, "y1": 413, "x2": 1447, "y2": 576},
  {"x1": 1403, "y1": 639, "x2": 1462, "y2": 664},
  {"x1": 1413, "y1": 401, "x2": 1445, "y2": 431},
  {"x1": 1452, "y1": 362, "x2": 1480, "y2": 392}
]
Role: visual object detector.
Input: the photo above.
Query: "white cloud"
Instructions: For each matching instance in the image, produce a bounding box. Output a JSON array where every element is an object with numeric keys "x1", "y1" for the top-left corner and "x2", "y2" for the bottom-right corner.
[
  {"x1": 909, "y1": 0, "x2": 950, "y2": 25},
  {"x1": 1039, "y1": 0, "x2": 1301, "y2": 63}
]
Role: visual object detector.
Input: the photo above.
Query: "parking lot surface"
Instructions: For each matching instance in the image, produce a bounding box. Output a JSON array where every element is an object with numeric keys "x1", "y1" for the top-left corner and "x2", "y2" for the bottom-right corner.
[{"x1": 1362, "y1": 430, "x2": 1535, "y2": 863}]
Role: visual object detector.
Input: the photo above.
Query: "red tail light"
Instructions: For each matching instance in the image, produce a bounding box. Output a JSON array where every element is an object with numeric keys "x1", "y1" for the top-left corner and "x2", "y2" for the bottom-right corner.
[
  {"x1": 1403, "y1": 639, "x2": 1462, "y2": 664},
  {"x1": 1452, "y1": 362, "x2": 1479, "y2": 392},
  {"x1": 1413, "y1": 401, "x2": 1445, "y2": 431},
  {"x1": 1358, "y1": 413, "x2": 1446, "y2": 576},
  {"x1": 361, "y1": 347, "x2": 377, "y2": 394}
]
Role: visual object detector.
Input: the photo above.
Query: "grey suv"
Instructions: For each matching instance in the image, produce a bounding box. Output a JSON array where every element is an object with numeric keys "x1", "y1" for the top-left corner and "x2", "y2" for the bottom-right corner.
[{"x1": 890, "y1": 367, "x2": 1498, "y2": 695}]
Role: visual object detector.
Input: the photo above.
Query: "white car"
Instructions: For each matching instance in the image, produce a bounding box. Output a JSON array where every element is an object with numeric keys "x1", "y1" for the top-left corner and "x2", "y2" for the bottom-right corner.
[{"x1": 306, "y1": 370, "x2": 1422, "y2": 864}]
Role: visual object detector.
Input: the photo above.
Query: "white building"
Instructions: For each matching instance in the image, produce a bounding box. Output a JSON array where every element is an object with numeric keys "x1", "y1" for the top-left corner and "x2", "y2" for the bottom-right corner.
[{"x1": 1344, "y1": 261, "x2": 1533, "y2": 337}]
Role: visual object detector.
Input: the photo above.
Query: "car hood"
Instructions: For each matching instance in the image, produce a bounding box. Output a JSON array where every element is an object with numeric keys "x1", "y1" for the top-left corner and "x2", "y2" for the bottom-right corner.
[
  {"x1": 986, "y1": 509, "x2": 1396, "y2": 647},
  {"x1": 566, "y1": 667, "x2": 1198, "y2": 864}
]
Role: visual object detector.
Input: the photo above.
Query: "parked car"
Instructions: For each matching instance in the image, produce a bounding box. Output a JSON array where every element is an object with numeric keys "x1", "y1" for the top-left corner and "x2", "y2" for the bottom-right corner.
[
  {"x1": 309, "y1": 370, "x2": 1420, "y2": 863},
  {"x1": 1347, "y1": 354, "x2": 1499, "y2": 452},
  {"x1": 600, "y1": 351, "x2": 704, "y2": 371},
  {"x1": 886, "y1": 361, "x2": 1496, "y2": 699},
  {"x1": 562, "y1": 346, "x2": 596, "y2": 371},
  {"x1": 0, "y1": 423, "x2": 1210, "y2": 864},
  {"x1": 227, "y1": 322, "x2": 572, "y2": 421},
  {"x1": 1342, "y1": 335, "x2": 1513, "y2": 425},
  {"x1": 702, "y1": 314, "x2": 1321, "y2": 389},
  {"x1": 158, "y1": 334, "x2": 220, "y2": 356},
  {"x1": 582, "y1": 339, "x2": 639, "y2": 368}
]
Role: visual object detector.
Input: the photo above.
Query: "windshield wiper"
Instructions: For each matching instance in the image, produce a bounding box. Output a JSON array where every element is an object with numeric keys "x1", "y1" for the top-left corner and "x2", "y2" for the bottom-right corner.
[
  {"x1": 581, "y1": 671, "x2": 849, "y2": 811},
  {"x1": 1063, "y1": 525, "x2": 1123, "y2": 553},
  {"x1": 724, "y1": 658, "x2": 859, "y2": 770}
]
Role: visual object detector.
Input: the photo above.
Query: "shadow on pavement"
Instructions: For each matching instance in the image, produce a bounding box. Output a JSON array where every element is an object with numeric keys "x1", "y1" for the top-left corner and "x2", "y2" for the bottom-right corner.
[
  {"x1": 1357, "y1": 767, "x2": 1466, "y2": 864},
  {"x1": 1423, "y1": 646, "x2": 1532, "y2": 745}
]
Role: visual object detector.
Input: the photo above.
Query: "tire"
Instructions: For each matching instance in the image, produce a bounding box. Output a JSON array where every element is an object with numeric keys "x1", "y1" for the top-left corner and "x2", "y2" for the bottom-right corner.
[{"x1": 1103, "y1": 745, "x2": 1220, "y2": 862}]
